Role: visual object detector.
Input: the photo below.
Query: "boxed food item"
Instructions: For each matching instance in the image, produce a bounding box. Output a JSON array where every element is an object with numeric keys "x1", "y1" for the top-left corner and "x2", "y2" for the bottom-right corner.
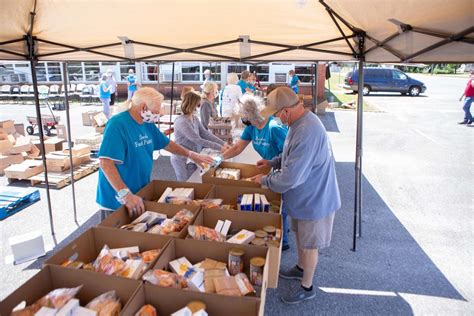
[
  {"x1": 45, "y1": 227, "x2": 170, "y2": 280},
  {"x1": 137, "y1": 180, "x2": 214, "y2": 204},
  {"x1": 82, "y1": 111, "x2": 103, "y2": 126},
  {"x1": 202, "y1": 162, "x2": 271, "y2": 188},
  {"x1": 0, "y1": 266, "x2": 140, "y2": 316},
  {"x1": 227, "y1": 230, "x2": 255, "y2": 245},
  {"x1": 214, "y1": 168, "x2": 240, "y2": 180}
]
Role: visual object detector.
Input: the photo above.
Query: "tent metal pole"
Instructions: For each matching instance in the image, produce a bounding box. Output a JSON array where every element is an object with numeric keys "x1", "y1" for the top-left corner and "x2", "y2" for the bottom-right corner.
[
  {"x1": 314, "y1": 62, "x2": 319, "y2": 110},
  {"x1": 61, "y1": 62, "x2": 78, "y2": 224},
  {"x1": 311, "y1": 63, "x2": 316, "y2": 112},
  {"x1": 169, "y1": 62, "x2": 175, "y2": 138},
  {"x1": 30, "y1": 59, "x2": 55, "y2": 236},
  {"x1": 352, "y1": 35, "x2": 365, "y2": 251}
]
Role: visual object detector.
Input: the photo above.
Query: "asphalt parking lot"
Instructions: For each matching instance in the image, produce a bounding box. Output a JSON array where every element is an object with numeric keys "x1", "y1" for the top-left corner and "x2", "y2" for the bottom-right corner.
[{"x1": 1, "y1": 74, "x2": 472, "y2": 314}]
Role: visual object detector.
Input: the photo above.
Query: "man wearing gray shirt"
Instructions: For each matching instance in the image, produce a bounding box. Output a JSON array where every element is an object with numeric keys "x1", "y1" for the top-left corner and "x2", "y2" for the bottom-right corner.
[{"x1": 252, "y1": 87, "x2": 341, "y2": 304}]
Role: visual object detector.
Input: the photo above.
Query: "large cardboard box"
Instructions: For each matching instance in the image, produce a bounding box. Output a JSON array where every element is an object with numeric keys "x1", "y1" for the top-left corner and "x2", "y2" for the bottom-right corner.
[
  {"x1": 202, "y1": 161, "x2": 271, "y2": 188},
  {"x1": 137, "y1": 180, "x2": 214, "y2": 202},
  {"x1": 123, "y1": 284, "x2": 261, "y2": 316},
  {"x1": 0, "y1": 138, "x2": 13, "y2": 153},
  {"x1": 75, "y1": 133, "x2": 102, "y2": 151},
  {"x1": 45, "y1": 227, "x2": 171, "y2": 280},
  {"x1": 191, "y1": 208, "x2": 282, "y2": 288},
  {"x1": 4, "y1": 159, "x2": 44, "y2": 179},
  {"x1": 43, "y1": 137, "x2": 65, "y2": 153},
  {"x1": 63, "y1": 144, "x2": 91, "y2": 157},
  {"x1": 14, "y1": 123, "x2": 25, "y2": 136},
  {"x1": 0, "y1": 120, "x2": 15, "y2": 134},
  {"x1": 0, "y1": 265, "x2": 141, "y2": 316},
  {"x1": 7, "y1": 136, "x2": 32, "y2": 154},
  {"x1": 150, "y1": 238, "x2": 269, "y2": 316},
  {"x1": 99, "y1": 201, "x2": 200, "y2": 238},
  {"x1": 82, "y1": 110, "x2": 102, "y2": 126},
  {"x1": 56, "y1": 124, "x2": 68, "y2": 140},
  {"x1": 45, "y1": 151, "x2": 89, "y2": 172},
  {"x1": 207, "y1": 184, "x2": 281, "y2": 213},
  {"x1": 0, "y1": 154, "x2": 25, "y2": 169}
]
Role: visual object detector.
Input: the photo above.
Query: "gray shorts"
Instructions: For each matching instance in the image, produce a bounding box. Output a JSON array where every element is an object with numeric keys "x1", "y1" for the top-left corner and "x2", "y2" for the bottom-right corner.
[{"x1": 291, "y1": 212, "x2": 336, "y2": 250}]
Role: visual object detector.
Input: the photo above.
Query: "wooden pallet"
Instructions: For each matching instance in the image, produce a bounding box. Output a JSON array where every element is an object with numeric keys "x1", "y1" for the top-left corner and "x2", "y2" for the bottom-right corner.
[{"x1": 28, "y1": 159, "x2": 100, "y2": 189}]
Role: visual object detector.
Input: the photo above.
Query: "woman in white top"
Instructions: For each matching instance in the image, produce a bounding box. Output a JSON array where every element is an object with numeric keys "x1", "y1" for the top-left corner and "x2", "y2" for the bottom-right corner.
[{"x1": 219, "y1": 73, "x2": 243, "y2": 117}]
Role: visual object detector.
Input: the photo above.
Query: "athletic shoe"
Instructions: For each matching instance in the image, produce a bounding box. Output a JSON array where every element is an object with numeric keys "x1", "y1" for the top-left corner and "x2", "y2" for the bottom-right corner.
[
  {"x1": 279, "y1": 265, "x2": 303, "y2": 280},
  {"x1": 281, "y1": 286, "x2": 316, "y2": 304}
]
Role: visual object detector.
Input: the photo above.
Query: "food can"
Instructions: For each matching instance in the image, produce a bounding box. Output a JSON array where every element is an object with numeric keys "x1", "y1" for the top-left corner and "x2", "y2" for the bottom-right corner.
[
  {"x1": 228, "y1": 248, "x2": 245, "y2": 275},
  {"x1": 254, "y1": 230, "x2": 268, "y2": 239},
  {"x1": 251, "y1": 237, "x2": 266, "y2": 247},
  {"x1": 187, "y1": 301, "x2": 206, "y2": 313},
  {"x1": 263, "y1": 225, "x2": 276, "y2": 236},
  {"x1": 266, "y1": 240, "x2": 280, "y2": 248},
  {"x1": 250, "y1": 257, "x2": 265, "y2": 286}
]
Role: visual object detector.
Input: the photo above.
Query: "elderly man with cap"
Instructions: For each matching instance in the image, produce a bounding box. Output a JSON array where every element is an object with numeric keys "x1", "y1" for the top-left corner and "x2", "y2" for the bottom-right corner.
[
  {"x1": 97, "y1": 87, "x2": 214, "y2": 219},
  {"x1": 251, "y1": 87, "x2": 341, "y2": 304}
]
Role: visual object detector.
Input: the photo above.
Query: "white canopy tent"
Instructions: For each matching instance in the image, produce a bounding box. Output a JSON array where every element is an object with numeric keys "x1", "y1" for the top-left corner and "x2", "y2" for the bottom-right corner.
[{"x1": 1, "y1": 0, "x2": 472, "y2": 249}]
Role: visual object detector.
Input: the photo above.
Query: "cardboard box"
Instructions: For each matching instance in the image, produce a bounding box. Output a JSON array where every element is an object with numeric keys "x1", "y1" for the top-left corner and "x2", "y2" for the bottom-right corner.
[
  {"x1": 137, "y1": 180, "x2": 214, "y2": 203},
  {"x1": 122, "y1": 284, "x2": 261, "y2": 316},
  {"x1": 0, "y1": 138, "x2": 13, "y2": 153},
  {"x1": 45, "y1": 152, "x2": 87, "y2": 172},
  {"x1": 93, "y1": 112, "x2": 108, "y2": 127},
  {"x1": 99, "y1": 201, "x2": 200, "y2": 239},
  {"x1": 45, "y1": 227, "x2": 171, "y2": 280},
  {"x1": 63, "y1": 144, "x2": 91, "y2": 157},
  {"x1": 207, "y1": 185, "x2": 281, "y2": 213},
  {"x1": 0, "y1": 154, "x2": 24, "y2": 170},
  {"x1": 4, "y1": 159, "x2": 44, "y2": 179},
  {"x1": 150, "y1": 238, "x2": 268, "y2": 316},
  {"x1": 56, "y1": 124, "x2": 68, "y2": 140},
  {"x1": 0, "y1": 120, "x2": 15, "y2": 134},
  {"x1": 75, "y1": 133, "x2": 102, "y2": 151},
  {"x1": 44, "y1": 137, "x2": 65, "y2": 153},
  {"x1": 190, "y1": 208, "x2": 282, "y2": 288},
  {"x1": 82, "y1": 111, "x2": 102, "y2": 126},
  {"x1": 14, "y1": 123, "x2": 25, "y2": 136},
  {"x1": 6, "y1": 135, "x2": 32, "y2": 154},
  {"x1": 202, "y1": 162, "x2": 271, "y2": 188},
  {"x1": 0, "y1": 265, "x2": 141, "y2": 316}
]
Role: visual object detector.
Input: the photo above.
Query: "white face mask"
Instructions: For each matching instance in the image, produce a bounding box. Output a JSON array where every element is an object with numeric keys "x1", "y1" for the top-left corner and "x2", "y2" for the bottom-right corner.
[
  {"x1": 274, "y1": 110, "x2": 289, "y2": 126},
  {"x1": 141, "y1": 107, "x2": 160, "y2": 124}
]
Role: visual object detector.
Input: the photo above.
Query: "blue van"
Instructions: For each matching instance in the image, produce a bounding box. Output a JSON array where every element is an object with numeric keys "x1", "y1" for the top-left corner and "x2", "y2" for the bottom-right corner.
[{"x1": 344, "y1": 67, "x2": 426, "y2": 96}]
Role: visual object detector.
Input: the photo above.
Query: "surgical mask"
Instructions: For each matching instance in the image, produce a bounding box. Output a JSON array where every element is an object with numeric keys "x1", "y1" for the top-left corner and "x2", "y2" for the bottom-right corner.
[
  {"x1": 141, "y1": 107, "x2": 160, "y2": 124},
  {"x1": 274, "y1": 110, "x2": 289, "y2": 126}
]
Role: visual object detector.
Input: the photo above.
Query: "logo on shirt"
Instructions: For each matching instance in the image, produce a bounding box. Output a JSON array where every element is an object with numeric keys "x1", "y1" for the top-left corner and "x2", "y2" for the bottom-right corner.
[
  {"x1": 135, "y1": 134, "x2": 152, "y2": 148},
  {"x1": 253, "y1": 136, "x2": 270, "y2": 147}
]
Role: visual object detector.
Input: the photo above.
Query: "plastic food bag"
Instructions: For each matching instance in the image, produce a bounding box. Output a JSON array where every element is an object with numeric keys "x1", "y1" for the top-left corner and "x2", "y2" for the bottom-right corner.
[
  {"x1": 142, "y1": 269, "x2": 187, "y2": 289},
  {"x1": 188, "y1": 225, "x2": 225, "y2": 242},
  {"x1": 12, "y1": 286, "x2": 82, "y2": 315},
  {"x1": 135, "y1": 304, "x2": 158, "y2": 316},
  {"x1": 86, "y1": 290, "x2": 121, "y2": 316},
  {"x1": 93, "y1": 245, "x2": 126, "y2": 276}
]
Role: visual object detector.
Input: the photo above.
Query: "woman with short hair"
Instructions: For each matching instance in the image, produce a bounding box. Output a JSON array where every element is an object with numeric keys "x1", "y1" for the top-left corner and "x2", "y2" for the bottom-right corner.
[
  {"x1": 99, "y1": 74, "x2": 111, "y2": 118},
  {"x1": 219, "y1": 73, "x2": 243, "y2": 117},
  {"x1": 200, "y1": 81, "x2": 219, "y2": 129},
  {"x1": 171, "y1": 91, "x2": 228, "y2": 181}
]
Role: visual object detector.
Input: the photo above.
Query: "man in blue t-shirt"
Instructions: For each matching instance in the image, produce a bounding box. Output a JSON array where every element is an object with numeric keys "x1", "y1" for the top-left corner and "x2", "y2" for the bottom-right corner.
[
  {"x1": 288, "y1": 69, "x2": 301, "y2": 94},
  {"x1": 237, "y1": 70, "x2": 256, "y2": 94},
  {"x1": 127, "y1": 69, "x2": 138, "y2": 100},
  {"x1": 222, "y1": 94, "x2": 290, "y2": 249},
  {"x1": 97, "y1": 87, "x2": 213, "y2": 218}
]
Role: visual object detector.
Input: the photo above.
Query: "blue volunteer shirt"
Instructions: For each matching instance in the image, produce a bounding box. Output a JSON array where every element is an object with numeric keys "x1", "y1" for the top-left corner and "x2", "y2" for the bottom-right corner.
[
  {"x1": 240, "y1": 116, "x2": 287, "y2": 160},
  {"x1": 99, "y1": 82, "x2": 110, "y2": 99},
  {"x1": 96, "y1": 111, "x2": 170, "y2": 209},
  {"x1": 290, "y1": 75, "x2": 300, "y2": 94},
  {"x1": 237, "y1": 79, "x2": 256, "y2": 94},
  {"x1": 262, "y1": 111, "x2": 341, "y2": 220},
  {"x1": 127, "y1": 74, "x2": 137, "y2": 91}
]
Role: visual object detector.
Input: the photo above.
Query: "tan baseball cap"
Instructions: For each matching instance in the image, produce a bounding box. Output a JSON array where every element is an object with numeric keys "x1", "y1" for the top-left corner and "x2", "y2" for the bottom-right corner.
[{"x1": 260, "y1": 87, "x2": 300, "y2": 119}]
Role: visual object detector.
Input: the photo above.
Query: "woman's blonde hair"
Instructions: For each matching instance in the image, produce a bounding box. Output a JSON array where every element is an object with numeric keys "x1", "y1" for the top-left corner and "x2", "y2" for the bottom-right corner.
[
  {"x1": 227, "y1": 73, "x2": 239, "y2": 85},
  {"x1": 181, "y1": 86, "x2": 195, "y2": 100},
  {"x1": 181, "y1": 91, "x2": 202, "y2": 115},
  {"x1": 202, "y1": 81, "x2": 218, "y2": 98}
]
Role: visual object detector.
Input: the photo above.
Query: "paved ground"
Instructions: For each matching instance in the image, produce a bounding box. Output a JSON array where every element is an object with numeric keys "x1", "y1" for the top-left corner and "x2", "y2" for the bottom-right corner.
[{"x1": 1, "y1": 74, "x2": 473, "y2": 314}]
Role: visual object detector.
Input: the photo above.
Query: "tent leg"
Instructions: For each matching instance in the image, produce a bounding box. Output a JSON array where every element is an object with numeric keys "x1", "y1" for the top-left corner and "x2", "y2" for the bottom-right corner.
[
  {"x1": 30, "y1": 60, "x2": 55, "y2": 236},
  {"x1": 311, "y1": 63, "x2": 317, "y2": 112},
  {"x1": 169, "y1": 62, "x2": 175, "y2": 137},
  {"x1": 352, "y1": 58, "x2": 364, "y2": 251},
  {"x1": 314, "y1": 62, "x2": 319, "y2": 107},
  {"x1": 61, "y1": 62, "x2": 78, "y2": 224}
]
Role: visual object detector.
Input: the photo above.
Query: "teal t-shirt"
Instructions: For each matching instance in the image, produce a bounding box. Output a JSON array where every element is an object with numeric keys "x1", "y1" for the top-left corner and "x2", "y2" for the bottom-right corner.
[
  {"x1": 99, "y1": 82, "x2": 110, "y2": 99},
  {"x1": 96, "y1": 111, "x2": 170, "y2": 209},
  {"x1": 127, "y1": 74, "x2": 137, "y2": 91},
  {"x1": 240, "y1": 116, "x2": 288, "y2": 160},
  {"x1": 237, "y1": 79, "x2": 256, "y2": 94}
]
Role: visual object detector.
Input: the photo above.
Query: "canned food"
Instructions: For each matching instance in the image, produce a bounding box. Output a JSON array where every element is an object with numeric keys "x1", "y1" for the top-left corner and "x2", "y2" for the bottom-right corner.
[
  {"x1": 228, "y1": 248, "x2": 245, "y2": 275},
  {"x1": 266, "y1": 240, "x2": 280, "y2": 248},
  {"x1": 263, "y1": 225, "x2": 276, "y2": 236},
  {"x1": 187, "y1": 301, "x2": 206, "y2": 313},
  {"x1": 250, "y1": 257, "x2": 265, "y2": 286},
  {"x1": 254, "y1": 230, "x2": 268, "y2": 239},
  {"x1": 251, "y1": 237, "x2": 266, "y2": 247}
]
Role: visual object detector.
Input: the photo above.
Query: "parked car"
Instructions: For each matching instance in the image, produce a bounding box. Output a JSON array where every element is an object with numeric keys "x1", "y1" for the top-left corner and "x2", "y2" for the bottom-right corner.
[{"x1": 344, "y1": 67, "x2": 426, "y2": 96}]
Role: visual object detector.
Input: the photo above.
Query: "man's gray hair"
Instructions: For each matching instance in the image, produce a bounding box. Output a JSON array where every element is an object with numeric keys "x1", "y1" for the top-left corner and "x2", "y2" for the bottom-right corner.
[
  {"x1": 239, "y1": 94, "x2": 265, "y2": 124},
  {"x1": 131, "y1": 87, "x2": 164, "y2": 108}
]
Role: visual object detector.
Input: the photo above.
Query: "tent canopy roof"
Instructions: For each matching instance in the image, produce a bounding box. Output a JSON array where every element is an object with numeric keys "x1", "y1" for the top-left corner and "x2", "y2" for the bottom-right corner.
[{"x1": 0, "y1": 0, "x2": 472, "y2": 63}]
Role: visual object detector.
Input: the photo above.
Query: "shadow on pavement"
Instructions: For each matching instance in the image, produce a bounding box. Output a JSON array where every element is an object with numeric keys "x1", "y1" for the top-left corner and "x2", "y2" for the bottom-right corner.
[{"x1": 264, "y1": 162, "x2": 465, "y2": 315}]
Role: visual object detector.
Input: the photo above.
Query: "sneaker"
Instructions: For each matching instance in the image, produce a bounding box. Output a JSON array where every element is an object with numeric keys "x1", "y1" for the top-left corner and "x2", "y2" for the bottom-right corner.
[
  {"x1": 282, "y1": 243, "x2": 290, "y2": 251},
  {"x1": 467, "y1": 120, "x2": 473, "y2": 125},
  {"x1": 279, "y1": 265, "x2": 303, "y2": 280},
  {"x1": 281, "y1": 286, "x2": 316, "y2": 304},
  {"x1": 458, "y1": 121, "x2": 468, "y2": 124}
]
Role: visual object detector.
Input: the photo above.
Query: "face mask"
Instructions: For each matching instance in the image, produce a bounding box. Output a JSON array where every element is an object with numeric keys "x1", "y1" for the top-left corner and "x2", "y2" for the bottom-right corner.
[
  {"x1": 141, "y1": 107, "x2": 160, "y2": 124},
  {"x1": 241, "y1": 118, "x2": 252, "y2": 126},
  {"x1": 275, "y1": 110, "x2": 289, "y2": 126}
]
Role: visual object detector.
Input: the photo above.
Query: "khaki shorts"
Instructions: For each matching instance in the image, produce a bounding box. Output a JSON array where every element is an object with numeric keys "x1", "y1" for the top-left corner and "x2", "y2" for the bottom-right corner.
[{"x1": 291, "y1": 212, "x2": 336, "y2": 250}]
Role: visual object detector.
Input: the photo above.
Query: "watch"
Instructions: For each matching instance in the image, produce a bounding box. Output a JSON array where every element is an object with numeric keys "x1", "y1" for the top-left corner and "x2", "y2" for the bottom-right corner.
[{"x1": 116, "y1": 188, "x2": 131, "y2": 204}]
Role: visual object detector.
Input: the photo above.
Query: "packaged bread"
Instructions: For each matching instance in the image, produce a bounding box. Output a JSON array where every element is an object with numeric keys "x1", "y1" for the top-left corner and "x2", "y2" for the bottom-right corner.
[
  {"x1": 93, "y1": 245, "x2": 126, "y2": 276},
  {"x1": 86, "y1": 290, "x2": 121, "y2": 316},
  {"x1": 142, "y1": 269, "x2": 187, "y2": 289},
  {"x1": 188, "y1": 225, "x2": 225, "y2": 242},
  {"x1": 135, "y1": 304, "x2": 157, "y2": 316},
  {"x1": 141, "y1": 249, "x2": 161, "y2": 264}
]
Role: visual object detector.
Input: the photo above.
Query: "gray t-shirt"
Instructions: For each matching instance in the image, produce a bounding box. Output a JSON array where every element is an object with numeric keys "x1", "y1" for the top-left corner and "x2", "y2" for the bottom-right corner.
[
  {"x1": 173, "y1": 114, "x2": 224, "y2": 154},
  {"x1": 200, "y1": 99, "x2": 218, "y2": 130}
]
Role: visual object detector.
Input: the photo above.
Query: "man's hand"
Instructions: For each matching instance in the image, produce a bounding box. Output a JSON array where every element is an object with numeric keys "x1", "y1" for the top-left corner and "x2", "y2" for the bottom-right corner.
[
  {"x1": 123, "y1": 193, "x2": 145, "y2": 218},
  {"x1": 189, "y1": 151, "x2": 215, "y2": 168},
  {"x1": 249, "y1": 174, "x2": 263, "y2": 184},
  {"x1": 256, "y1": 159, "x2": 270, "y2": 170}
]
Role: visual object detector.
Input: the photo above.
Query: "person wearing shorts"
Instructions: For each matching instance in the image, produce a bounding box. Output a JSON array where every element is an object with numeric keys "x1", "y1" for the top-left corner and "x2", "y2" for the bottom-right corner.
[{"x1": 251, "y1": 87, "x2": 341, "y2": 304}]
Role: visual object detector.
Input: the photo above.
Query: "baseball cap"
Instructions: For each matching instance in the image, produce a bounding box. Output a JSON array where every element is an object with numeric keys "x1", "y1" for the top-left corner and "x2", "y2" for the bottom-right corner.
[{"x1": 260, "y1": 87, "x2": 300, "y2": 119}]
